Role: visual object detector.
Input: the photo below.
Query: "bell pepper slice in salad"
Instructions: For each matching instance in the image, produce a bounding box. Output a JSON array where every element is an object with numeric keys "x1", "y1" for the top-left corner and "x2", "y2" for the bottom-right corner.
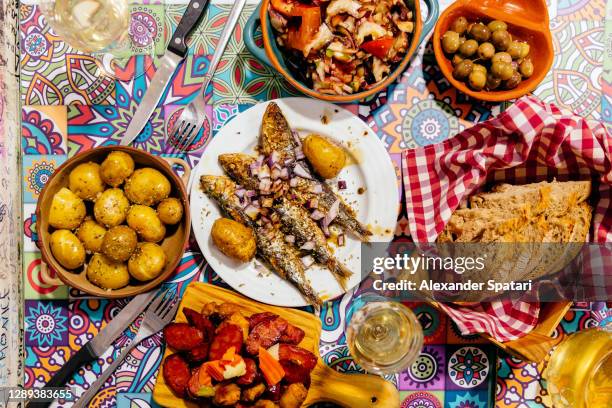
[{"x1": 360, "y1": 37, "x2": 394, "y2": 59}]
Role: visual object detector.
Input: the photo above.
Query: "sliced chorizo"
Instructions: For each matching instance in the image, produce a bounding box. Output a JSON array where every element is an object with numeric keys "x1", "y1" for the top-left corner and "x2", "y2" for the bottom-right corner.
[
  {"x1": 208, "y1": 323, "x2": 244, "y2": 360},
  {"x1": 278, "y1": 344, "x2": 317, "y2": 370},
  {"x1": 236, "y1": 357, "x2": 260, "y2": 386},
  {"x1": 162, "y1": 353, "x2": 191, "y2": 397},
  {"x1": 246, "y1": 317, "x2": 288, "y2": 355},
  {"x1": 280, "y1": 324, "x2": 305, "y2": 345},
  {"x1": 163, "y1": 323, "x2": 204, "y2": 351},
  {"x1": 182, "y1": 307, "x2": 215, "y2": 341},
  {"x1": 248, "y1": 312, "x2": 278, "y2": 330},
  {"x1": 186, "y1": 342, "x2": 210, "y2": 364}
]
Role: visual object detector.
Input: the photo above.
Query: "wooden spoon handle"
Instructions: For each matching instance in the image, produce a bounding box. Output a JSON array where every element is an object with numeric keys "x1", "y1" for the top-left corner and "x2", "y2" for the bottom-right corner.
[{"x1": 305, "y1": 363, "x2": 400, "y2": 408}]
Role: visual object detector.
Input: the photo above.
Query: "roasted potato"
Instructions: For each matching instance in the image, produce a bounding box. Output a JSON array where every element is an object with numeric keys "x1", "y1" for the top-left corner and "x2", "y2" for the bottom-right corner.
[
  {"x1": 157, "y1": 197, "x2": 183, "y2": 225},
  {"x1": 279, "y1": 383, "x2": 308, "y2": 408},
  {"x1": 68, "y1": 162, "x2": 105, "y2": 200},
  {"x1": 49, "y1": 229, "x2": 86, "y2": 270},
  {"x1": 100, "y1": 151, "x2": 134, "y2": 187},
  {"x1": 76, "y1": 218, "x2": 106, "y2": 253},
  {"x1": 101, "y1": 225, "x2": 138, "y2": 262},
  {"x1": 48, "y1": 187, "x2": 87, "y2": 230},
  {"x1": 213, "y1": 383, "x2": 241, "y2": 406},
  {"x1": 302, "y1": 134, "x2": 346, "y2": 179},
  {"x1": 124, "y1": 168, "x2": 170, "y2": 205},
  {"x1": 211, "y1": 218, "x2": 256, "y2": 262},
  {"x1": 128, "y1": 242, "x2": 167, "y2": 281},
  {"x1": 94, "y1": 188, "x2": 130, "y2": 227},
  {"x1": 126, "y1": 205, "x2": 166, "y2": 242},
  {"x1": 86, "y1": 253, "x2": 130, "y2": 290}
]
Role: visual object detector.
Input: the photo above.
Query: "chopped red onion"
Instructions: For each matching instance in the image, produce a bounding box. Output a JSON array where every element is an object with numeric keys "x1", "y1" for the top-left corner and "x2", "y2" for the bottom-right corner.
[
  {"x1": 244, "y1": 205, "x2": 259, "y2": 219},
  {"x1": 268, "y1": 150, "x2": 281, "y2": 167},
  {"x1": 321, "y1": 224, "x2": 330, "y2": 237},
  {"x1": 258, "y1": 164, "x2": 271, "y2": 179},
  {"x1": 235, "y1": 188, "x2": 246, "y2": 198},
  {"x1": 307, "y1": 198, "x2": 319, "y2": 209},
  {"x1": 271, "y1": 168, "x2": 281, "y2": 180},
  {"x1": 337, "y1": 234, "x2": 346, "y2": 247},
  {"x1": 301, "y1": 255, "x2": 315, "y2": 268},
  {"x1": 310, "y1": 209, "x2": 325, "y2": 221},
  {"x1": 249, "y1": 161, "x2": 261, "y2": 177},
  {"x1": 259, "y1": 179, "x2": 272, "y2": 193},
  {"x1": 293, "y1": 163, "x2": 312, "y2": 179},
  {"x1": 251, "y1": 199, "x2": 260, "y2": 208},
  {"x1": 245, "y1": 190, "x2": 258, "y2": 198},
  {"x1": 311, "y1": 183, "x2": 323, "y2": 194},
  {"x1": 280, "y1": 168, "x2": 289, "y2": 180},
  {"x1": 300, "y1": 241, "x2": 315, "y2": 251},
  {"x1": 285, "y1": 235, "x2": 295, "y2": 243},
  {"x1": 337, "y1": 180, "x2": 347, "y2": 190},
  {"x1": 260, "y1": 215, "x2": 270, "y2": 224},
  {"x1": 292, "y1": 131, "x2": 302, "y2": 146},
  {"x1": 284, "y1": 158, "x2": 295, "y2": 166},
  {"x1": 256, "y1": 154, "x2": 265, "y2": 165},
  {"x1": 322, "y1": 199, "x2": 340, "y2": 228},
  {"x1": 294, "y1": 147, "x2": 305, "y2": 160},
  {"x1": 289, "y1": 178, "x2": 299, "y2": 187}
]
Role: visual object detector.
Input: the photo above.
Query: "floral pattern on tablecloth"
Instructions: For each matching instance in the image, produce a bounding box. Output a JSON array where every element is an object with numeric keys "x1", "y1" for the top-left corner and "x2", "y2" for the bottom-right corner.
[{"x1": 17, "y1": 1, "x2": 611, "y2": 407}]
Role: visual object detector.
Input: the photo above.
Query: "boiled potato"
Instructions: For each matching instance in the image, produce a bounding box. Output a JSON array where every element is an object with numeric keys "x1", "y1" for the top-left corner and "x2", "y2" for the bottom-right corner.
[
  {"x1": 302, "y1": 134, "x2": 347, "y2": 179},
  {"x1": 211, "y1": 218, "x2": 256, "y2": 262},
  {"x1": 124, "y1": 168, "x2": 170, "y2": 205},
  {"x1": 86, "y1": 253, "x2": 130, "y2": 290},
  {"x1": 128, "y1": 242, "x2": 167, "y2": 281},
  {"x1": 126, "y1": 205, "x2": 166, "y2": 242},
  {"x1": 48, "y1": 187, "x2": 86, "y2": 230},
  {"x1": 68, "y1": 162, "x2": 105, "y2": 200},
  {"x1": 101, "y1": 225, "x2": 138, "y2": 262},
  {"x1": 157, "y1": 197, "x2": 183, "y2": 225},
  {"x1": 50, "y1": 229, "x2": 86, "y2": 270},
  {"x1": 76, "y1": 219, "x2": 106, "y2": 253},
  {"x1": 100, "y1": 151, "x2": 135, "y2": 187},
  {"x1": 94, "y1": 188, "x2": 130, "y2": 227}
]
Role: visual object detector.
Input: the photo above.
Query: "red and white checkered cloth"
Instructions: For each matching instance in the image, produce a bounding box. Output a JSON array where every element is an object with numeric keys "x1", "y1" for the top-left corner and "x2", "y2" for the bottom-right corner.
[{"x1": 401, "y1": 95, "x2": 612, "y2": 341}]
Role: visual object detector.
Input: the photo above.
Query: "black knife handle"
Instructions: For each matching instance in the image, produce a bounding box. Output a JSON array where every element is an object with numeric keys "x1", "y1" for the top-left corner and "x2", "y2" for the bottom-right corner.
[
  {"x1": 27, "y1": 343, "x2": 96, "y2": 408},
  {"x1": 168, "y1": 0, "x2": 209, "y2": 57}
]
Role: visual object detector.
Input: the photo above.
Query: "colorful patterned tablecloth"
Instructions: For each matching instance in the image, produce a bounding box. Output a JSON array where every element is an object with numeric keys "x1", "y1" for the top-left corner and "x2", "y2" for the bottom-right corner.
[{"x1": 17, "y1": 0, "x2": 612, "y2": 407}]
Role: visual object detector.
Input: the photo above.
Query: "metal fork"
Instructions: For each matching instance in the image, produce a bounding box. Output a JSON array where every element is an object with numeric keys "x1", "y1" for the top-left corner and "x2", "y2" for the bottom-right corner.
[
  {"x1": 72, "y1": 290, "x2": 179, "y2": 408},
  {"x1": 170, "y1": 0, "x2": 248, "y2": 152}
]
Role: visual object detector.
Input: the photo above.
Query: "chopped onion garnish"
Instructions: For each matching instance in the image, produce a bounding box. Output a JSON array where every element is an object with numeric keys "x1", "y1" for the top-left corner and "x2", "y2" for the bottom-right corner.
[
  {"x1": 260, "y1": 215, "x2": 270, "y2": 224},
  {"x1": 246, "y1": 190, "x2": 258, "y2": 198},
  {"x1": 256, "y1": 154, "x2": 265, "y2": 165},
  {"x1": 311, "y1": 183, "x2": 323, "y2": 194},
  {"x1": 301, "y1": 255, "x2": 315, "y2": 268},
  {"x1": 271, "y1": 168, "x2": 281, "y2": 180},
  {"x1": 285, "y1": 235, "x2": 296, "y2": 243},
  {"x1": 322, "y1": 199, "x2": 340, "y2": 228},
  {"x1": 308, "y1": 198, "x2": 319, "y2": 209},
  {"x1": 293, "y1": 162, "x2": 312, "y2": 179},
  {"x1": 292, "y1": 131, "x2": 302, "y2": 146},
  {"x1": 310, "y1": 209, "x2": 325, "y2": 221},
  {"x1": 338, "y1": 180, "x2": 347, "y2": 190},
  {"x1": 268, "y1": 150, "x2": 281, "y2": 167},
  {"x1": 251, "y1": 199, "x2": 260, "y2": 208},
  {"x1": 300, "y1": 241, "x2": 315, "y2": 251},
  {"x1": 259, "y1": 178, "x2": 272, "y2": 193},
  {"x1": 235, "y1": 188, "x2": 246, "y2": 198},
  {"x1": 321, "y1": 224, "x2": 330, "y2": 237},
  {"x1": 258, "y1": 164, "x2": 271, "y2": 180},
  {"x1": 337, "y1": 234, "x2": 346, "y2": 247},
  {"x1": 294, "y1": 147, "x2": 305, "y2": 160},
  {"x1": 244, "y1": 205, "x2": 259, "y2": 219},
  {"x1": 280, "y1": 168, "x2": 289, "y2": 180},
  {"x1": 267, "y1": 343, "x2": 280, "y2": 360},
  {"x1": 284, "y1": 158, "x2": 295, "y2": 166},
  {"x1": 249, "y1": 161, "x2": 261, "y2": 177},
  {"x1": 289, "y1": 178, "x2": 299, "y2": 187}
]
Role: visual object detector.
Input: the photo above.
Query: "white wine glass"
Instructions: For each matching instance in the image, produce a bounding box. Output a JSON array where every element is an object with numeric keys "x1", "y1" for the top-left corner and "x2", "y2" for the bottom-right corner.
[
  {"x1": 346, "y1": 295, "x2": 424, "y2": 375},
  {"x1": 39, "y1": 0, "x2": 155, "y2": 79}
]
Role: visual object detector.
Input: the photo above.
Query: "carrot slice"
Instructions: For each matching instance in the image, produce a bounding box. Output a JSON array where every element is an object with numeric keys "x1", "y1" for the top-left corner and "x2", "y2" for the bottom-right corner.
[{"x1": 259, "y1": 346, "x2": 286, "y2": 386}]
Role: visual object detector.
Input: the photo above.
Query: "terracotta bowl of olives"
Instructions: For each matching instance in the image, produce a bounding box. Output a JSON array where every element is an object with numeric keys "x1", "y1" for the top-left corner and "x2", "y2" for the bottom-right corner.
[{"x1": 433, "y1": 0, "x2": 553, "y2": 102}]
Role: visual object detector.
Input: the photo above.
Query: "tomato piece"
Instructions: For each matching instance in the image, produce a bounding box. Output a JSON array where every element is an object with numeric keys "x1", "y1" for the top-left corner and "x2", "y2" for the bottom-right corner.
[
  {"x1": 360, "y1": 37, "x2": 394, "y2": 59},
  {"x1": 285, "y1": 5, "x2": 321, "y2": 52}
]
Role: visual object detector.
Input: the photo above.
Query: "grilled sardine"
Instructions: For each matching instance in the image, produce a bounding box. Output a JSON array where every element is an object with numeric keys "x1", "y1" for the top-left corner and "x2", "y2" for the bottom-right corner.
[
  {"x1": 200, "y1": 175, "x2": 321, "y2": 305},
  {"x1": 260, "y1": 102, "x2": 296, "y2": 159},
  {"x1": 218, "y1": 152, "x2": 371, "y2": 241}
]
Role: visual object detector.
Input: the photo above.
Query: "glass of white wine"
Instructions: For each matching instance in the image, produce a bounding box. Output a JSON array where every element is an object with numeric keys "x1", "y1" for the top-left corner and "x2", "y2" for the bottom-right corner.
[
  {"x1": 346, "y1": 296, "x2": 424, "y2": 375},
  {"x1": 40, "y1": 0, "x2": 154, "y2": 78}
]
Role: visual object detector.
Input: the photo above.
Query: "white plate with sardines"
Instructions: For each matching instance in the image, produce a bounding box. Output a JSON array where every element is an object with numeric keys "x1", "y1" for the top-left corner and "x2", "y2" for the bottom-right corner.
[{"x1": 190, "y1": 98, "x2": 398, "y2": 307}]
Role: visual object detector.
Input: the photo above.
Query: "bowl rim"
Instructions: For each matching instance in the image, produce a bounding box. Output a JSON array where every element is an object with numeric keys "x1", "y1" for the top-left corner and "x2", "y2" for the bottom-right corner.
[
  {"x1": 35, "y1": 145, "x2": 191, "y2": 299},
  {"x1": 258, "y1": 0, "x2": 423, "y2": 103},
  {"x1": 432, "y1": 0, "x2": 554, "y2": 102}
]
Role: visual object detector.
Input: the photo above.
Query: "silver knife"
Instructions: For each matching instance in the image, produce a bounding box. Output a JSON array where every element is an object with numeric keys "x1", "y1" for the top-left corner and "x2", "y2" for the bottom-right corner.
[
  {"x1": 27, "y1": 291, "x2": 157, "y2": 408},
  {"x1": 120, "y1": 0, "x2": 210, "y2": 146}
]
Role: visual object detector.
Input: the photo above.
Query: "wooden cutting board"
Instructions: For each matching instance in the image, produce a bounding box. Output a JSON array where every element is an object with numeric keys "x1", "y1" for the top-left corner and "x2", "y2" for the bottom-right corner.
[{"x1": 153, "y1": 282, "x2": 400, "y2": 408}]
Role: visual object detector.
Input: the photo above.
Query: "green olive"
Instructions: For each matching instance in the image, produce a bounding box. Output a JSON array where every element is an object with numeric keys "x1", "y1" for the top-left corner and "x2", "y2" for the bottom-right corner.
[
  {"x1": 442, "y1": 31, "x2": 461, "y2": 54},
  {"x1": 519, "y1": 42, "x2": 530, "y2": 58},
  {"x1": 452, "y1": 54, "x2": 464, "y2": 66},
  {"x1": 469, "y1": 70, "x2": 487, "y2": 90},
  {"x1": 477, "y1": 42, "x2": 495, "y2": 59},
  {"x1": 469, "y1": 23, "x2": 491, "y2": 42},
  {"x1": 450, "y1": 16, "x2": 469, "y2": 34},
  {"x1": 519, "y1": 59, "x2": 534, "y2": 78},
  {"x1": 486, "y1": 73, "x2": 502, "y2": 90},
  {"x1": 491, "y1": 61, "x2": 514, "y2": 80},
  {"x1": 487, "y1": 20, "x2": 508, "y2": 32},
  {"x1": 459, "y1": 39, "x2": 479, "y2": 57},
  {"x1": 473, "y1": 64, "x2": 487, "y2": 75},
  {"x1": 504, "y1": 70, "x2": 522, "y2": 89},
  {"x1": 453, "y1": 60, "x2": 474, "y2": 80},
  {"x1": 505, "y1": 41, "x2": 521, "y2": 59},
  {"x1": 492, "y1": 52, "x2": 512, "y2": 64},
  {"x1": 491, "y1": 30, "x2": 511, "y2": 51}
]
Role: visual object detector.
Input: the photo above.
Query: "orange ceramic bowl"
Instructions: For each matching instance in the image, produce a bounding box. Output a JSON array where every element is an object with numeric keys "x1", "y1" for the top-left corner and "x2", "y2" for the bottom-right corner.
[
  {"x1": 433, "y1": 0, "x2": 553, "y2": 102},
  {"x1": 245, "y1": 0, "x2": 438, "y2": 103}
]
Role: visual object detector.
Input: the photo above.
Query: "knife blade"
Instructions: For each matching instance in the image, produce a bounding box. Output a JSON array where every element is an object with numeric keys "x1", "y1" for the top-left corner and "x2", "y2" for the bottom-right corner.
[
  {"x1": 27, "y1": 291, "x2": 157, "y2": 408},
  {"x1": 120, "y1": 0, "x2": 210, "y2": 146}
]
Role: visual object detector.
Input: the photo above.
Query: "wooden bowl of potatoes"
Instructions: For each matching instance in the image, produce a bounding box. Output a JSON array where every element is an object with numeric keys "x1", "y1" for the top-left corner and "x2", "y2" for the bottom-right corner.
[{"x1": 36, "y1": 146, "x2": 191, "y2": 298}]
